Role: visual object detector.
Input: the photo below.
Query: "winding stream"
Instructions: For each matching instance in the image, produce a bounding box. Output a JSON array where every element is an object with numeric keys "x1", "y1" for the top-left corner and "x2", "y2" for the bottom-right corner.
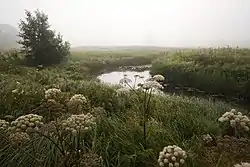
[{"x1": 97, "y1": 68, "x2": 249, "y2": 109}]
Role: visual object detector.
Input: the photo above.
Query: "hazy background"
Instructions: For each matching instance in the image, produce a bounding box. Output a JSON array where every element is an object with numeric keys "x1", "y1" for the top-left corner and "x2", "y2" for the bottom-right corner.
[{"x1": 0, "y1": 0, "x2": 250, "y2": 48}]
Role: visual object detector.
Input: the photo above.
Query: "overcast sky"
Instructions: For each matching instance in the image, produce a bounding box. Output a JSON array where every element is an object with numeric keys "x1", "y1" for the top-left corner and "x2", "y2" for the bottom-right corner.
[{"x1": 0, "y1": 0, "x2": 250, "y2": 47}]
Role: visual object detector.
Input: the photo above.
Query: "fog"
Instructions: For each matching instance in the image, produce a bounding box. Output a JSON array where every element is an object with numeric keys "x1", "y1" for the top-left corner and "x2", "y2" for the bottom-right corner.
[{"x1": 1, "y1": 0, "x2": 250, "y2": 47}]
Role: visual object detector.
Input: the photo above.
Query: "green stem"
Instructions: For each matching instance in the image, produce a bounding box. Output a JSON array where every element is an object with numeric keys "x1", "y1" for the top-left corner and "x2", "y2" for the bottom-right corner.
[
  {"x1": 39, "y1": 133, "x2": 65, "y2": 156},
  {"x1": 0, "y1": 132, "x2": 43, "y2": 166}
]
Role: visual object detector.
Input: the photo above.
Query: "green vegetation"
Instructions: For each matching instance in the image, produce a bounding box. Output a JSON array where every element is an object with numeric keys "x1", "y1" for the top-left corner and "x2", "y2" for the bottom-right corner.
[
  {"x1": 1, "y1": 10, "x2": 250, "y2": 167},
  {"x1": 18, "y1": 10, "x2": 70, "y2": 66},
  {"x1": 151, "y1": 47, "x2": 250, "y2": 100},
  {"x1": 1, "y1": 50, "x2": 250, "y2": 167},
  {"x1": 68, "y1": 50, "x2": 161, "y2": 75}
]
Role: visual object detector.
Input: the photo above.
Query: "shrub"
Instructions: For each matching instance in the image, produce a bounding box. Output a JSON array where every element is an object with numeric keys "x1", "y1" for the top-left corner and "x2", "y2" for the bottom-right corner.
[{"x1": 18, "y1": 9, "x2": 70, "y2": 66}]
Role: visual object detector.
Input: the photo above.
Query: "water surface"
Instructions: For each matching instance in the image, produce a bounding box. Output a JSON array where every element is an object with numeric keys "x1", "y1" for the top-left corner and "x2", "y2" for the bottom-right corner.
[{"x1": 97, "y1": 70, "x2": 150, "y2": 87}]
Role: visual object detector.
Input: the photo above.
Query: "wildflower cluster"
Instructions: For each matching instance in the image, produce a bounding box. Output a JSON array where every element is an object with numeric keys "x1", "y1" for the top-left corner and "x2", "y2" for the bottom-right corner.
[
  {"x1": 45, "y1": 88, "x2": 61, "y2": 100},
  {"x1": 158, "y1": 145, "x2": 187, "y2": 167},
  {"x1": 116, "y1": 87, "x2": 130, "y2": 96},
  {"x1": 0, "y1": 119, "x2": 9, "y2": 131},
  {"x1": 202, "y1": 134, "x2": 213, "y2": 143},
  {"x1": 141, "y1": 74, "x2": 165, "y2": 90},
  {"x1": 68, "y1": 94, "x2": 87, "y2": 105},
  {"x1": 142, "y1": 80, "x2": 163, "y2": 90},
  {"x1": 9, "y1": 132, "x2": 30, "y2": 146},
  {"x1": 9, "y1": 114, "x2": 43, "y2": 133},
  {"x1": 218, "y1": 109, "x2": 250, "y2": 131},
  {"x1": 153, "y1": 74, "x2": 165, "y2": 82},
  {"x1": 234, "y1": 162, "x2": 250, "y2": 167},
  {"x1": 61, "y1": 113, "x2": 96, "y2": 136}
]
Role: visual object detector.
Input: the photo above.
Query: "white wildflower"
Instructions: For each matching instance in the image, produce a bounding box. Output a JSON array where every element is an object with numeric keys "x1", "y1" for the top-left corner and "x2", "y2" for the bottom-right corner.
[
  {"x1": 142, "y1": 80, "x2": 163, "y2": 90},
  {"x1": 158, "y1": 145, "x2": 187, "y2": 167},
  {"x1": 218, "y1": 109, "x2": 250, "y2": 132},
  {"x1": 153, "y1": 74, "x2": 165, "y2": 82},
  {"x1": 202, "y1": 134, "x2": 213, "y2": 143},
  {"x1": 9, "y1": 114, "x2": 43, "y2": 133},
  {"x1": 45, "y1": 88, "x2": 61, "y2": 100},
  {"x1": 234, "y1": 162, "x2": 250, "y2": 167},
  {"x1": 0, "y1": 119, "x2": 9, "y2": 131},
  {"x1": 61, "y1": 113, "x2": 96, "y2": 135},
  {"x1": 69, "y1": 94, "x2": 87, "y2": 104},
  {"x1": 12, "y1": 89, "x2": 18, "y2": 93}
]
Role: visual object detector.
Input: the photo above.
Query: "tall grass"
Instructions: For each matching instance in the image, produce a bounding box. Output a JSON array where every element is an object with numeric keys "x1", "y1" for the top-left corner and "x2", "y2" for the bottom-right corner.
[
  {"x1": 69, "y1": 51, "x2": 162, "y2": 75},
  {"x1": 151, "y1": 47, "x2": 250, "y2": 101},
  {"x1": 0, "y1": 50, "x2": 250, "y2": 167}
]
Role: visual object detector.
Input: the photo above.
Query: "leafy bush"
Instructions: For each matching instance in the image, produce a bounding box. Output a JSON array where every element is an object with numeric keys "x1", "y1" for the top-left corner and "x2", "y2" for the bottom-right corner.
[{"x1": 18, "y1": 10, "x2": 70, "y2": 66}]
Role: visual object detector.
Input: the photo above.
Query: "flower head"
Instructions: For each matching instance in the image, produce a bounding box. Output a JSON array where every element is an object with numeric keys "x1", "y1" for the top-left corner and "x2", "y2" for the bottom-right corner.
[
  {"x1": 234, "y1": 162, "x2": 250, "y2": 167},
  {"x1": 218, "y1": 109, "x2": 250, "y2": 131},
  {"x1": 202, "y1": 134, "x2": 213, "y2": 144},
  {"x1": 158, "y1": 145, "x2": 187, "y2": 167},
  {"x1": 9, "y1": 114, "x2": 43, "y2": 133},
  {"x1": 45, "y1": 88, "x2": 61, "y2": 100},
  {"x1": 69, "y1": 94, "x2": 87, "y2": 105},
  {"x1": 142, "y1": 80, "x2": 163, "y2": 90},
  {"x1": 0, "y1": 119, "x2": 9, "y2": 131},
  {"x1": 153, "y1": 74, "x2": 165, "y2": 82},
  {"x1": 61, "y1": 113, "x2": 96, "y2": 135}
]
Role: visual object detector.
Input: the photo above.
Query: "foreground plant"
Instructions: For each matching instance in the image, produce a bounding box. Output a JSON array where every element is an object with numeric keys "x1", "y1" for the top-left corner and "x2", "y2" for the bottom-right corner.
[
  {"x1": 119, "y1": 74, "x2": 165, "y2": 147},
  {"x1": 0, "y1": 119, "x2": 9, "y2": 131},
  {"x1": 61, "y1": 113, "x2": 96, "y2": 136},
  {"x1": 158, "y1": 145, "x2": 187, "y2": 167},
  {"x1": 218, "y1": 109, "x2": 250, "y2": 137},
  {"x1": 45, "y1": 88, "x2": 62, "y2": 100},
  {"x1": 67, "y1": 94, "x2": 87, "y2": 113}
]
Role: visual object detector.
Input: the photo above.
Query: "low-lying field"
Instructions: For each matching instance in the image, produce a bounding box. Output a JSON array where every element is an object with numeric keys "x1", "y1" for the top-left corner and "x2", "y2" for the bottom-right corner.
[
  {"x1": 0, "y1": 50, "x2": 250, "y2": 167},
  {"x1": 69, "y1": 50, "x2": 164, "y2": 75},
  {"x1": 151, "y1": 47, "x2": 250, "y2": 101}
]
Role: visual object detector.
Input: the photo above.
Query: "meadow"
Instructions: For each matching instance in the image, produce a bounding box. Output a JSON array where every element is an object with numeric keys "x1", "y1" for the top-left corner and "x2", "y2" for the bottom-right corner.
[{"x1": 0, "y1": 49, "x2": 250, "y2": 167}]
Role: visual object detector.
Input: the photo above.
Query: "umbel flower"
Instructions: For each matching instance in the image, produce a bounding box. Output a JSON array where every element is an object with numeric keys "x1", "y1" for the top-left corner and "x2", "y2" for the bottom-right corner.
[
  {"x1": 61, "y1": 113, "x2": 96, "y2": 136},
  {"x1": 202, "y1": 134, "x2": 213, "y2": 143},
  {"x1": 153, "y1": 74, "x2": 165, "y2": 82},
  {"x1": 68, "y1": 94, "x2": 87, "y2": 106},
  {"x1": 158, "y1": 145, "x2": 187, "y2": 167},
  {"x1": 234, "y1": 162, "x2": 250, "y2": 167},
  {"x1": 9, "y1": 132, "x2": 30, "y2": 146},
  {"x1": 67, "y1": 94, "x2": 88, "y2": 113},
  {"x1": 9, "y1": 114, "x2": 44, "y2": 133},
  {"x1": 218, "y1": 109, "x2": 250, "y2": 131},
  {"x1": 0, "y1": 119, "x2": 9, "y2": 131},
  {"x1": 142, "y1": 80, "x2": 164, "y2": 90},
  {"x1": 45, "y1": 88, "x2": 61, "y2": 100}
]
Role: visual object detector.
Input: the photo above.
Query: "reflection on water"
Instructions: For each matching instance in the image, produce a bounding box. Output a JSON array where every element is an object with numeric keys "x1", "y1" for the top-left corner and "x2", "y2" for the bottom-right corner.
[{"x1": 97, "y1": 70, "x2": 150, "y2": 87}]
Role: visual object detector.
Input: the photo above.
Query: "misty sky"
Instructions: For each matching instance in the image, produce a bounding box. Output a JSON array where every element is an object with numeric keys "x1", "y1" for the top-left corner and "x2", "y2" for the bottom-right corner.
[{"x1": 0, "y1": 0, "x2": 250, "y2": 47}]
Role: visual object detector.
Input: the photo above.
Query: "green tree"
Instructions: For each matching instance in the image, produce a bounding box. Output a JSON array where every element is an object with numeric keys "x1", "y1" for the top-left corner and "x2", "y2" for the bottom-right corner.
[{"x1": 18, "y1": 9, "x2": 70, "y2": 66}]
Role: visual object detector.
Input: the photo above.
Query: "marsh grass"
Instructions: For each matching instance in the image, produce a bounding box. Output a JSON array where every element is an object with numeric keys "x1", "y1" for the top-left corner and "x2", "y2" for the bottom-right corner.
[
  {"x1": 151, "y1": 47, "x2": 250, "y2": 101},
  {"x1": 0, "y1": 50, "x2": 250, "y2": 167}
]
